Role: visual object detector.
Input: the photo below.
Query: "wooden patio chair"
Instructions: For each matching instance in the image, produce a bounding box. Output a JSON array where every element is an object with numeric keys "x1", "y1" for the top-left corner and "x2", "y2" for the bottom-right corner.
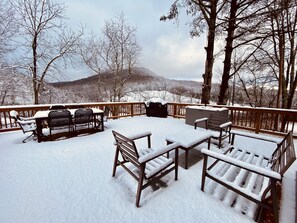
[
  {"x1": 195, "y1": 113, "x2": 232, "y2": 148},
  {"x1": 112, "y1": 130, "x2": 180, "y2": 207}
]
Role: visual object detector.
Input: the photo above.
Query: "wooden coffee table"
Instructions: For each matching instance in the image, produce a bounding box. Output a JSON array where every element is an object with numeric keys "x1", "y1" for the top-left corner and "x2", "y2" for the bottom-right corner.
[{"x1": 165, "y1": 129, "x2": 212, "y2": 169}]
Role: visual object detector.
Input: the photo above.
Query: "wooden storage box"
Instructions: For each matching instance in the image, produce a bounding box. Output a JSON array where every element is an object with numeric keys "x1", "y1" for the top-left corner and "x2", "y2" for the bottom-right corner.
[{"x1": 185, "y1": 106, "x2": 229, "y2": 128}]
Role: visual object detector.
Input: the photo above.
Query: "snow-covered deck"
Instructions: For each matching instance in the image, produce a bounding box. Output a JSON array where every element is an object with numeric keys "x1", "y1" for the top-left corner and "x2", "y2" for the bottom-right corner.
[{"x1": 0, "y1": 116, "x2": 296, "y2": 223}]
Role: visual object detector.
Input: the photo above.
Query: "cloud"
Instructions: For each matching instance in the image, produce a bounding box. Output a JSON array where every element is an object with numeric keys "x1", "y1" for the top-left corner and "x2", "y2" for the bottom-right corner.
[
  {"x1": 141, "y1": 33, "x2": 206, "y2": 80},
  {"x1": 62, "y1": 0, "x2": 207, "y2": 81}
]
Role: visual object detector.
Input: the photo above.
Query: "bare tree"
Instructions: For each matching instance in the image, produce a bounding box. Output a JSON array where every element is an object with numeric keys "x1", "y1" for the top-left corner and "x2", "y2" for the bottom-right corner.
[
  {"x1": 237, "y1": 61, "x2": 278, "y2": 107},
  {"x1": 161, "y1": 0, "x2": 226, "y2": 104},
  {"x1": 79, "y1": 34, "x2": 107, "y2": 101},
  {"x1": 0, "y1": 0, "x2": 17, "y2": 60},
  {"x1": 216, "y1": 0, "x2": 297, "y2": 108},
  {"x1": 0, "y1": 67, "x2": 16, "y2": 105},
  {"x1": 81, "y1": 13, "x2": 141, "y2": 102},
  {"x1": 12, "y1": 0, "x2": 83, "y2": 104},
  {"x1": 267, "y1": 0, "x2": 297, "y2": 109},
  {"x1": 216, "y1": 0, "x2": 274, "y2": 105},
  {"x1": 246, "y1": 0, "x2": 297, "y2": 110},
  {"x1": 0, "y1": 0, "x2": 19, "y2": 83}
]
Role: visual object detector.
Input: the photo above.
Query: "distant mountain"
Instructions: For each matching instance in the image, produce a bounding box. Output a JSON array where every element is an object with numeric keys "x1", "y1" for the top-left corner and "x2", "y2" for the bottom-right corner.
[
  {"x1": 51, "y1": 67, "x2": 204, "y2": 102},
  {"x1": 52, "y1": 67, "x2": 158, "y2": 87},
  {"x1": 1, "y1": 67, "x2": 206, "y2": 105},
  {"x1": 132, "y1": 67, "x2": 158, "y2": 77}
]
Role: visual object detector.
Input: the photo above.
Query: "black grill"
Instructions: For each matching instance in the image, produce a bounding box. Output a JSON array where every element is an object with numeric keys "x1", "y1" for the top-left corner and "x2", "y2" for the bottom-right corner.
[{"x1": 145, "y1": 102, "x2": 168, "y2": 118}]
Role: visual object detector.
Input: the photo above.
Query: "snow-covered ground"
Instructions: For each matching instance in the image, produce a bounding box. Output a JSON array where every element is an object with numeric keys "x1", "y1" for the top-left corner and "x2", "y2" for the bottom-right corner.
[
  {"x1": 122, "y1": 90, "x2": 200, "y2": 103},
  {"x1": 0, "y1": 116, "x2": 296, "y2": 223}
]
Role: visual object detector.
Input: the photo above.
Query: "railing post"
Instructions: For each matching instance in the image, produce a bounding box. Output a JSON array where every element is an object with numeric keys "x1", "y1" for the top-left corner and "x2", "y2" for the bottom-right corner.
[
  {"x1": 173, "y1": 104, "x2": 177, "y2": 117},
  {"x1": 255, "y1": 110, "x2": 261, "y2": 134},
  {"x1": 131, "y1": 104, "x2": 134, "y2": 117}
]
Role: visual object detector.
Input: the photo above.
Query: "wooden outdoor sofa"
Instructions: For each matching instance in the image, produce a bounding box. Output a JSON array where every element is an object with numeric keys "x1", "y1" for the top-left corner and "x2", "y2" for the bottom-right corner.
[
  {"x1": 201, "y1": 130, "x2": 296, "y2": 223},
  {"x1": 112, "y1": 130, "x2": 180, "y2": 207}
]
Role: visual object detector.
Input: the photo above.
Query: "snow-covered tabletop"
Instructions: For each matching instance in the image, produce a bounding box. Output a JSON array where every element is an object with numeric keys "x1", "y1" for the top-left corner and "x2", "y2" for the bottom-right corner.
[
  {"x1": 186, "y1": 106, "x2": 228, "y2": 111},
  {"x1": 33, "y1": 108, "x2": 103, "y2": 119},
  {"x1": 165, "y1": 129, "x2": 212, "y2": 148}
]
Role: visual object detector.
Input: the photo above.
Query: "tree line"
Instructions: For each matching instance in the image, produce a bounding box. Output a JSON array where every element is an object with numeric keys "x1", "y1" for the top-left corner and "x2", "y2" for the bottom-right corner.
[
  {"x1": 1, "y1": 0, "x2": 297, "y2": 109},
  {"x1": 0, "y1": 0, "x2": 141, "y2": 105},
  {"x1": 162, "y1": 0, "x2": 297, "y2": 109}
]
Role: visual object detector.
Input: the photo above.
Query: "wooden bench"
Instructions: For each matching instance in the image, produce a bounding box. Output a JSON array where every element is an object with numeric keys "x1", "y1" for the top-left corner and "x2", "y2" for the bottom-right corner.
[
  {"x1": 201, "y1": 131, "x2": 296, "y2": 223},
  {"x1": 112, "y1": 130, "x2": 180, "y2": 207},
  {"x1": 230, "y1": 130, "x2": 283, "y2": 146}
]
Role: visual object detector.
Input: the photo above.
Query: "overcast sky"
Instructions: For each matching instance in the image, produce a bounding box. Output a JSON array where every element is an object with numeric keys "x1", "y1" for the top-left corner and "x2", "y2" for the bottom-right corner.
[{"x1": 62, "y1": 0, "x2": 207, "y2": 81}]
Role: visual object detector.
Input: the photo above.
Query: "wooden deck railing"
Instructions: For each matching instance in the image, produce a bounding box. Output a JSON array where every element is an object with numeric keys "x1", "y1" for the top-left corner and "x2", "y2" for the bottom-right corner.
[
  {"x1": 1, "y1": 102, "x2": 296, "y2": 137},
  {"x1": 0, "y1": 102, "x2": 146, "y2": 133},
  {"x1": 167, "y1": 103, "x2": 297, "y2": 137}
]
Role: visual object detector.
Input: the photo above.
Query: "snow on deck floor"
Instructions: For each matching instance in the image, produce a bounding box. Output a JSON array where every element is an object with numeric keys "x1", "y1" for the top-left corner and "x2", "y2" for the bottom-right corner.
[{"x1": 0, "y1": 116, "x2": 296, "y2": 223}]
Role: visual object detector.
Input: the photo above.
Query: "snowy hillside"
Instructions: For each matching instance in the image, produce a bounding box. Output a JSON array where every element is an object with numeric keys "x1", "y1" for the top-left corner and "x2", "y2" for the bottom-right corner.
[
  {"x1": 52, "y1": 67, "x2": 203, "y2": 103},
  {"x1": 122, "y1": 90, "x2": 200, "y2": 103},
  {"x1": 0, "y1": 67, "x2": 203, "y2": 105},
  {"x1": 0, "y1": 71, "x2": 33, "y2": 105},
  {"x1": 0, "y1": 71, "x2": 85, "y2": 105}
]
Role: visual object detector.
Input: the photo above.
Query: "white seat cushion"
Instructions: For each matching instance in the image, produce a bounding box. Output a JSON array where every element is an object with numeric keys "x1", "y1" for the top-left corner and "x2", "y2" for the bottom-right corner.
[
  {"x1": 17, "y1": 120, "x2": 36, "y2": 132},
  {"x1": 138, "y1": 148, "x2": 173, "y2": 178}
]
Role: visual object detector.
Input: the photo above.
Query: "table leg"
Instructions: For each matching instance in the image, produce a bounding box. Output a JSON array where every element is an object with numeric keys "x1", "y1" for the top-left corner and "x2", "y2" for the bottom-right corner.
[
  {"x1": 208, "y1": 137, "x2": 211, "y2": 150},
  {"x1": 231, "y1": 133, "x2": 235, "y2": 145},
  {"x1": 185, "y1": 149, "x2": 189, "y2": 169},
  {"x1": 100, "y1": 113, "x2": 104, "y2": 131},
  {"x1": 35, "y1": 118, "x2": 43, "y2": 143},
  {"x1": 94, "y1": 113, "x2": 104, "y2": 131},
  {"x1": 93, "y1": 115, "x2": 97, "y2": 129},
  {"x1": 166, "y1": 140, "x2": 171, "y2": 158}
]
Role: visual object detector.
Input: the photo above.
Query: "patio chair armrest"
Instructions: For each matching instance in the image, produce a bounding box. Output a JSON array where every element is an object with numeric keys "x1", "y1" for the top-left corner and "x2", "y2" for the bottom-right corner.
[
  {"x1": 219, "y1": 121, "x2": 232, "y2": 129},
  {"x1": 138, "y1": 142, "x2": 180, "y2": 163},
  {"x1": 17, "y1": 119, "x2": 36, "y2": 125},
  {"x1": 20, "y1": 117, "x2": 35, "y2": 121},
  {"x1": 194, "y1": 117, "x2": 208, "y2": 129},
  {"x1": 127, "y1": 131, "x2": 152, "y2": 141},
  {"x1": 113, "y1": 131, "x2": 152, "y2": 146},
  {"x1": 201, "y1": 148, "x2": 281, "y2": 180},
  {"x1": 230, "y1": 130, "x2": 282, "y2": 145}
]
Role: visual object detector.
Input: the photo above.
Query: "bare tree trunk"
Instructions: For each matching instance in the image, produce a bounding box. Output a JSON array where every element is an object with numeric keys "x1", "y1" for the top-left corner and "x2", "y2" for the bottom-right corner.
[
  {"x1": 32, "y1": 32, "x2": 39, "y2": 104},
  {"x1": 0, "y1": 90, "x2": 8, "y2": 105},
  {"x1": 218, "y1": 0, "x2": 236, "y2": 105},
  {"x1": 278, "y1": 32, "x2": 285, "y2": 108},
  {"x1": 161, "y1": 0, "x2": 223, "y2": 104},
  {"x1": 201, "y1": 0, "x2": 218, "y2": 104},
  {"x1": 287, "y1": 71, "x2": 297, "y2": 108},
  {"x1": 201, "y1": 28, "x2": 215, "y2": 104}
]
